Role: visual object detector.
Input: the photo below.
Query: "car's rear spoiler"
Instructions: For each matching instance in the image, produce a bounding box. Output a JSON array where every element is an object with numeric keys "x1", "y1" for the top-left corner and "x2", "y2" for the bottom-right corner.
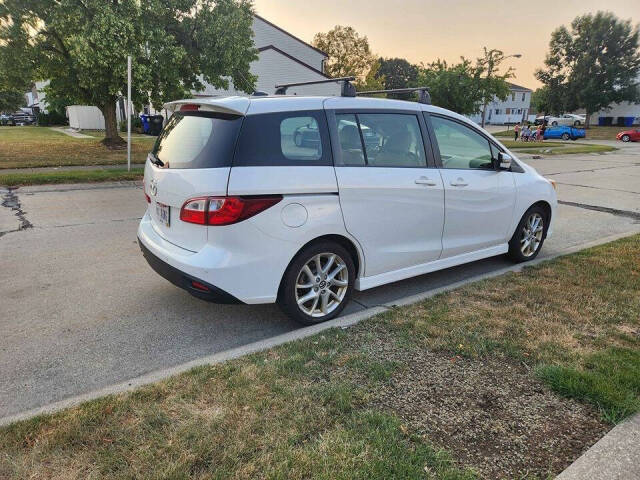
[{"x1": 163, "y1": 97, "x2": 249, "y2": 116}]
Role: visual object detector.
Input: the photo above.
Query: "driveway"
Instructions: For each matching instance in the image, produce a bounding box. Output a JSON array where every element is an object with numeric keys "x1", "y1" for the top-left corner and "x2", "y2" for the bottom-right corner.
[{"x1": 1, "y1": 145, "x2": 639, "y2": 420}]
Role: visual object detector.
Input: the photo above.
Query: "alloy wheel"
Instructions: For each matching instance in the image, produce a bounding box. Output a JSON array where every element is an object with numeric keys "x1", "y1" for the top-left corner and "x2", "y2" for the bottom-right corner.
[
  {"x1": 295, "y1": 252, "x2": 349, "y2": 318},
  {"x1": 520, "y1": 213, "x2": 544, "y2": 257}
]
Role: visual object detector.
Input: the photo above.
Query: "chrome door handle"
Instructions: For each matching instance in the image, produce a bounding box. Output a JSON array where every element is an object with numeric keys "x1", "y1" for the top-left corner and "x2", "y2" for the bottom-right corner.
[
  {"x1": 415, "y1": 176, "x2": 437, "y2": 186},
  {"x1": 450, "y1": 178, "x2": 468, "y2": 187}
]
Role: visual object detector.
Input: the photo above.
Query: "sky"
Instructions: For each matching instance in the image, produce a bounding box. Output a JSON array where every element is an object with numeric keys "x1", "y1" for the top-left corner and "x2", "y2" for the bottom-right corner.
[{"x1": 252, "y1": 0, "x2": 640, "y2": 89}]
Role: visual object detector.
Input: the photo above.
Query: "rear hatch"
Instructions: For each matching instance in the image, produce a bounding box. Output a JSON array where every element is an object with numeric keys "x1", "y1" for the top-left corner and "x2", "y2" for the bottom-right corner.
[{"x1": 144, "y1": 99, "x2": 248, "y2": 252}]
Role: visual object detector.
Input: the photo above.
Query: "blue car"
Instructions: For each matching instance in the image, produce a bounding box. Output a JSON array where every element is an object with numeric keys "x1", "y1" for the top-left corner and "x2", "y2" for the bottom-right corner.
[{"x1": 543, "y1": 125, "x2": 585, "y2": 141}]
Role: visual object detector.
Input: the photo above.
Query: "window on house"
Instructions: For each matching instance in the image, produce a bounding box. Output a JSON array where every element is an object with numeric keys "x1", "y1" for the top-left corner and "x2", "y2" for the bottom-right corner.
[
  {"x1": 505, "y1": 108, "x2": 510, "y2": 115},
  {"x1": 495, "y1": 109, "x2": 502, "y2": 115},
  {"x1": 522, "y1": 92, "x2": 526, "y2": 101},
  {"x1": 511, "y1": 93, "x2": 515, "y2": 101}
]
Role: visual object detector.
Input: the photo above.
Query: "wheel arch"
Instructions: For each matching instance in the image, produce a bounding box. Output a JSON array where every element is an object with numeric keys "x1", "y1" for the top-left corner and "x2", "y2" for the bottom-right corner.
[
  {"x1": 277, "y1": 234, "x2": 363, "y2": 297},
  {"x1": 528, "y1": 200, "x2": 552, "y2": 235}
]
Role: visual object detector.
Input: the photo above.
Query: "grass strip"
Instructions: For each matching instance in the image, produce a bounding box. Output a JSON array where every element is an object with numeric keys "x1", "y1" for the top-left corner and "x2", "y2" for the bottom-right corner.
[
  {"x1": 0, "y1": 168, "x2": 144, "y2": 186},
  {"x1": 1, "y1": 234, "x2": 638, "y2": 478}
]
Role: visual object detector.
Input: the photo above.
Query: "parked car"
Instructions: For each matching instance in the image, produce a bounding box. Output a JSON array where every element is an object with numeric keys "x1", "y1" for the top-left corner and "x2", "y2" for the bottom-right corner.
[
  {"x1": 543, "y1": 125, "x2": 585, "y2": 141},
  {"x1": 10, "y1": 111, "x2": 36, "y2": 126},
  {"x1": 535, "y1": 114, "x2": 585, "y2": 127},
  {"x1": 0, "y1": 113, "x2": 15, "y2": 126},
  {"x1": 616, "y1": 128, "x2": 640, "y2": 142},
  {"x1": 138, "y1": 95, "x2": 557, "y2": 325}
]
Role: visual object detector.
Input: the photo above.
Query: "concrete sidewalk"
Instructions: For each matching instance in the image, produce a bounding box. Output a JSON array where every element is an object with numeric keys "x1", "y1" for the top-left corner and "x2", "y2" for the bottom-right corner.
[{"x1": 557, "y1": 413, "x2": 640, "y2": 479}]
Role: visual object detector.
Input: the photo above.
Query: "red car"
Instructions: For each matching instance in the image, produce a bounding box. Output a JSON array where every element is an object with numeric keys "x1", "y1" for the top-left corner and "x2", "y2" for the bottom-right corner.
[{"x1": 617, "y1": 128, "x2": 640, "y2": 142}]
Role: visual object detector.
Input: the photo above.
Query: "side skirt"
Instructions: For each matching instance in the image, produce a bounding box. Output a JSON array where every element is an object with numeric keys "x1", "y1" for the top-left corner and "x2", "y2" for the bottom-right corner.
[{"x1": 355, "y1": 244, "x2": 509, "y2": 291}]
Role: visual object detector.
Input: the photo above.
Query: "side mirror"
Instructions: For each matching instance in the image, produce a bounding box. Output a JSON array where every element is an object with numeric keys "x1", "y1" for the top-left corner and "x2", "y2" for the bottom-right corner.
[{"x1": 498, "y1": 152, "x2": 512, "y2": 170}]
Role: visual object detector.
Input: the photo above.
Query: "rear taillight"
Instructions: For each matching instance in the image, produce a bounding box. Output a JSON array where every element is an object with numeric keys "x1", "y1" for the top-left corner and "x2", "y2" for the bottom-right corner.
[
  {"x1": 180, "y1": 197, "x2": 208, "y2": 224},
  {"x1": 180, "y1": 196, "x2": 282, "y2": 226}
]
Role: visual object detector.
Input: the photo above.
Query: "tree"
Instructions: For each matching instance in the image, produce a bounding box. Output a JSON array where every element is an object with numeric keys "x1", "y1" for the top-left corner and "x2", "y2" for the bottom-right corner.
[
  {"x1": 375, "y1": 58, "x2": 419, "y2": 99},
  {"x1": 0, "y1": 0, "x2": 257, "y2": 145},
  {"x1": 476, "y1": 48, "x2": 516, "y2": 127},
  {"x1": 312, "y1": 25, "x2": 375, "y2": 79},
  {"x1": 0, "y1": 18, "x2": 30, "y2": 113},
  {"x1": 417, "y1": 58, "x2": 485, "y2": 115},
  {"x1": 536, "y1": 11, "x2": 640, "y2": 128},
  {"x1": 531, "y1": 86, "x2": 565, "y2": 117},
  {"x1": 354, "y1": 58, "x2": 385, "y2": 92},
  {"x1": 0, "y1": 89, "x2": 24, "y2": 112}
]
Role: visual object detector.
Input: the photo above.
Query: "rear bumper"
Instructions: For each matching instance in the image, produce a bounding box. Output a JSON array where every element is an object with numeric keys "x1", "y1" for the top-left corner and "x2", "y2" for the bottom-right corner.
[{"x1": 138, "y1": 238, "x2": 242, "y2": 304}]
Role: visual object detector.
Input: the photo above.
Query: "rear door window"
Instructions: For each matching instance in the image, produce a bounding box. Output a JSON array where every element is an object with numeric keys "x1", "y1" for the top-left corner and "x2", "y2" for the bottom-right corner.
[
  {"x1": 358, "y1": 114, "x2": 426, "y2": 167},
  {"x1": 234, "y1": 111, "x2": 331, "y2": 166},
  {"x1": 153, "y1": 112, "x2": 243, "y2": 169}
]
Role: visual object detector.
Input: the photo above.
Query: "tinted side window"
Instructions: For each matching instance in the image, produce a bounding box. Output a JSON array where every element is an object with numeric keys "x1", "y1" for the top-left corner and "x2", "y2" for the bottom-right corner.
[
  {"x1": 336, "y1": 114, "x2": 365, "y2": 166},
  {"x1": 358, "y1": 114, "x2": 426, "y2": 167},
  {"x1": 234, "y1": 111, "x2": 331, "y2": 166},
  {"x1": 431, "y1": 116, "x2": 493, "y2": 170}
]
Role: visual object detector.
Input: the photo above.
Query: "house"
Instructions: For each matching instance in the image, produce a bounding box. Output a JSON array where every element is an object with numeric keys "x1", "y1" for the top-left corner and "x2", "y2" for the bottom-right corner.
[
  {"x1": 198, "y1": 14, "x2": 339, "y2": 97},
  {"x1": 467, "y1": 82, "x2": 533, "y2": 125}
]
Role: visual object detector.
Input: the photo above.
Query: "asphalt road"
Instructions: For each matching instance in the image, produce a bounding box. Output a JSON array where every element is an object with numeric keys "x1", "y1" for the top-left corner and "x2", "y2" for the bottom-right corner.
[{"x1": 1, "y1": 144, "x2": 639, "y2": 419}]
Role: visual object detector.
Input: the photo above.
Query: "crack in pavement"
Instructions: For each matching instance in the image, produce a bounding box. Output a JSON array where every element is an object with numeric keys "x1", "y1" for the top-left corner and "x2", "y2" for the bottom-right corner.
[
  {"x1": 558, "y1": 200, "x2": 640, "y2": 221},
  {"x1": 0, "y1": 188, "x2": 33, "y2": 238}
]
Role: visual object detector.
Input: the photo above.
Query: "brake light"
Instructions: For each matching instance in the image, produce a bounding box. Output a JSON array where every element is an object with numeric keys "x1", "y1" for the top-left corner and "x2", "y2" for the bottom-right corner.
[
  {"x1": 180, "y1": 104, "x2": 200, "y2": 111},
  {"x1": 179, "y1": 197, "x2": 208, "y2": 224},
  {"x1": 180, "y1": 196, "x2": 282, "y2": 226}
]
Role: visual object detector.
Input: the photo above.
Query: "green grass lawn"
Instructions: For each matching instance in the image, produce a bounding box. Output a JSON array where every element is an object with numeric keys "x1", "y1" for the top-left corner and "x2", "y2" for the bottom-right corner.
[
  {"x1": 500, "y1": 140, "x2": 616, "y2": 156},
  {"x1": 0, "y1": 126, "x2": 155, "y2": 169},
  {"x1": 1, "y1": 235, "x2": 638, "y2": 479},
  {"x1": 0, "y1": 168, "x2": 144, "y2": 186}
]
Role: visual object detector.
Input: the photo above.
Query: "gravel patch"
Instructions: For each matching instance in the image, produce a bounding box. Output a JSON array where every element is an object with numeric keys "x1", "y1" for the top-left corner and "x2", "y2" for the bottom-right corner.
[{"x1": 368, "y1": 345, "x2": 610, "y2": 479}]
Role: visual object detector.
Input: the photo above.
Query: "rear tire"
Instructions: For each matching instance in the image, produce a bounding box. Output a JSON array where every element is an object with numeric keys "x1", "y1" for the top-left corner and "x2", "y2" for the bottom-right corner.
[
  {"x1": 573, "y1": 120, "x2": 581, "y2": 126},
  {"x1": 552, "y1": 121, "x2": 558, "y2": 126},
  {"x1": 508, "y1": 206, "x2": 548, "y2": 263},
  {"x1": 278, "y1": 242, "x2": 355, "y2": 325}
]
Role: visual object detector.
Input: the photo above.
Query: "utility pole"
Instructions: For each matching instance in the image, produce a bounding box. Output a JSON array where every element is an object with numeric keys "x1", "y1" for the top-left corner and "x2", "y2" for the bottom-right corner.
[{"x1": 127, "y1": 55, "x2": 132, "y2": 172}]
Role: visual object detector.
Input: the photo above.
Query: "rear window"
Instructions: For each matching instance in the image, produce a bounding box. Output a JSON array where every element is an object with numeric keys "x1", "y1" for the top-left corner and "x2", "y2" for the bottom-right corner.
[
  {"x1": 233, "y1": 110, "x2": 332, "y2": 167},
  {"x1": 152, "y1": 112, "x2": 243, "y2": 169}
]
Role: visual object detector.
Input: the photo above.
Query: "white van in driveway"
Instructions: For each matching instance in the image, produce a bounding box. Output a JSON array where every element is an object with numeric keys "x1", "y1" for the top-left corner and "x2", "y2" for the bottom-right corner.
[{"x1": 138, "y1": 87, "x2": 557, "y2": 325}]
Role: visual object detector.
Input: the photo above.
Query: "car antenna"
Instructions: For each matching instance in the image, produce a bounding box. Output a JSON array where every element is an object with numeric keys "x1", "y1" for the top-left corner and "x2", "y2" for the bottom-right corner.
[
  {"x1": 274, "y1": 77, "x2": 357, "y2": 97},
  {"x1": 356, "y1": 87, "x2": 431, "y2": 105}
]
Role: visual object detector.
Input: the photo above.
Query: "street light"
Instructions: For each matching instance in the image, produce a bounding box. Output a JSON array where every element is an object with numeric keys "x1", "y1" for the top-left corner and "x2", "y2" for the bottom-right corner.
[{"x1": 480, "y1": 52, "x2": 522, "y2": 128}]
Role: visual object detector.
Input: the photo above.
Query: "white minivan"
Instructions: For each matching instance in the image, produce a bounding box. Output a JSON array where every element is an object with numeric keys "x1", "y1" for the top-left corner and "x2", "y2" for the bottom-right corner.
[{"x1": 138, "y1": 89, "x2": 557, "y2": 325}]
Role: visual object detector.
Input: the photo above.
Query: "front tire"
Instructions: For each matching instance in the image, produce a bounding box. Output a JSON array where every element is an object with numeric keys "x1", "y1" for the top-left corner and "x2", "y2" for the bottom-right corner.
[
  {"x1": 622, "y1": 135, "x2": 630, "y2": 142},
  {"x1": 552, "y1": 121, "x2": 558, "y2": 126},
  {"x1": 508, "y1": 206, "x2": 548, "y2": 263},
  {"x1": 561, "y1": 133, "x2": 570, "y2": 140},
  {"x1": 573, "y1": 120, "x2": 581, "y2": 126},
  {"x1": 278, "y1": 242, "x2": 355, "y2": 325}
]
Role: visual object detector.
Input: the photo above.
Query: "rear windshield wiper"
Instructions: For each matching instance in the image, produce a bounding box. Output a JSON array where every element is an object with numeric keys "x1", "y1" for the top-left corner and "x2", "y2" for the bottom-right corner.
[{"x1": 149, "y1": 152, "x2": 164, "y2": 167}]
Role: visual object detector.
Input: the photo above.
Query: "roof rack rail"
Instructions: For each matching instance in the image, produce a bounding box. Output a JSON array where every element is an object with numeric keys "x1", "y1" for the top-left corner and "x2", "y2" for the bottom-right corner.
[
  {"x1": 274, "y1": 76, "x2": 356, "y2": 97},
  {"x1": 356, "y1": 87, "x2": 431, "y2": 105}
]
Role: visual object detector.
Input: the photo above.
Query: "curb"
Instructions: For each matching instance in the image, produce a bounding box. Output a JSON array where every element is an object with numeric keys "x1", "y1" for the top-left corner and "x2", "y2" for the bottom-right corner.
[{"x1": 0, "y1": 230, "x2": 637, "y2": 428}]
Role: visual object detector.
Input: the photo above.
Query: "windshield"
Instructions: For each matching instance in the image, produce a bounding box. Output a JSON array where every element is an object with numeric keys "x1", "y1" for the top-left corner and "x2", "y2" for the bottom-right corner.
[{"x1": 152, "y1": 112, "x2": 243, "y2": 169}]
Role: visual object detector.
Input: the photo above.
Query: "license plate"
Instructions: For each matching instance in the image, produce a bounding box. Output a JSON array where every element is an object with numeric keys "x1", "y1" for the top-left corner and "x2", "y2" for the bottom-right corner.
[{"x1": 155, "y1": 202, "x2": 170, "y2": 227}]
